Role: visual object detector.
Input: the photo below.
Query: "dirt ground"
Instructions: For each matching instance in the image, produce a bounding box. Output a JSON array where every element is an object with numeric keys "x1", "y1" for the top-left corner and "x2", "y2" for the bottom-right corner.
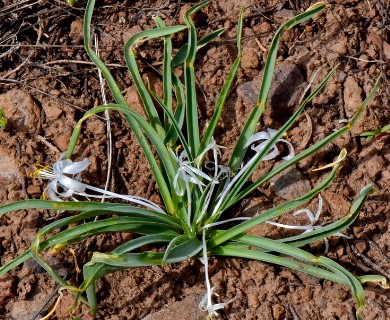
[{"x1": 0, "y1": 0, "x2": 389, "y2": 319}]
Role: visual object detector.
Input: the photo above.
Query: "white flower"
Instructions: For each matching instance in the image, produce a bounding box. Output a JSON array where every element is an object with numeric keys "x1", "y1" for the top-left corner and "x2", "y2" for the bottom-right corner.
[
  {"x1": 199, "y1": 229, "x2": 236, "y2": 318},
  {"x1": 267, "y1": 194, "x2": 324, "y2": 233},
  {"x1": 199, "y1": 286, "x2": 235, "y2": 318},
  {"x1": 245, "y1": 128, "x2": 295, "y2": 161},
  {"x1": 32, "y1": 152, "x2": 165, "y2": 214},
  {"x1": 170, "y1": 148, "x2": 212, "y2": 196}
]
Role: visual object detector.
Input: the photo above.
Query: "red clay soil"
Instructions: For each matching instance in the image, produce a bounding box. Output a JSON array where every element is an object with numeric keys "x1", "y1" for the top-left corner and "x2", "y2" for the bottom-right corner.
[{"x1": 0, "y1": 0, "x2": 389, "y2": 319}]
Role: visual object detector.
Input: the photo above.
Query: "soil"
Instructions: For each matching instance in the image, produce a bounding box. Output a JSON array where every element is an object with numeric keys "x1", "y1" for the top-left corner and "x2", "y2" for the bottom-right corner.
[{"x1": 0, "y1": 0, "x2": 389, "y2": 319}]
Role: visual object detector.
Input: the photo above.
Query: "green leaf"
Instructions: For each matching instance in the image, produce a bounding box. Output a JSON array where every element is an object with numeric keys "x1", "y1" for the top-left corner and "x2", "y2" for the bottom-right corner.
[
  {"x1": 211, "y1": 245, "x2": 350, "y2": 285},
  {"x1": 124, "y1": 24, "x2": 187, "y2": 137},
  {"x1": 199, "y1": 6, "x2": 244, "y2": 154},
  {"x1": 91, "y1": 235, "x2": 202, "y2": 266},
  {"x1": 82, "y1": 0, "x2": 176, "y2": 215},
  {"x1": 208, "y1": 158, "x2": 341, "y2": 248},
  {"x1": 171, "y1": 27, "x2": 225, "y2": 69},
  {"x1": 226, "y1": 73, "x2": 381, "y2": 209},
  {"x1": 183, "y1": 0, "x2": 211, "y2": 157},
  {"x1": 229, "y1": 2, "x2": 327, "y2": 171}
]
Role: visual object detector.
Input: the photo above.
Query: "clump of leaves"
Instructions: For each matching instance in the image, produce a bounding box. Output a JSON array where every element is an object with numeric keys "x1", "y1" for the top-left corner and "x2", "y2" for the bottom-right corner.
[{"x1": 0, "y1": 1, "x2": 387, "y2": 319}]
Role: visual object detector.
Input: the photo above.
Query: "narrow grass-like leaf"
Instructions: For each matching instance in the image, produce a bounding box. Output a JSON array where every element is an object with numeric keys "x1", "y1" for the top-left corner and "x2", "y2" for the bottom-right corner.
[
  {"x1": 150, "y1": 90, "x2": 193, "y2": 160},
  {"x1": 314, "y1": 256, "x2": 365, "y2": 319},
  {"x1": 208, "y1": 159, "x2": 340, "y2": 248},
  {"x1": 0, "y1": 199, "x2": 126, "y2": 217},
  {"x1": 225, "y1": 74, "x2": 381, "y2": 209},
  {"x1": 171, "y1": 27, "x2": 225, "y2": 69},
  {"x1": 279, "y1": 185, "x2": 373, "y2": 247},
  {"x1": 229, "y1": 2, "x2": 326, "y2": 171},
  {"x1": 199, "y1": 6, "x2": 244, "y2": 154},
  {"x1": 36, "y1": 209, "x2": 180, "y2": 242},
  {"x1": 360, "y1": 123, "x2": 389, "y2": 141},
  {"x1": 154, "y1": 17, "x2": 173, "y2": 127},
  {"x1": 211, "y1": 245, "x2": 350, "y2": 286},
  {"x1": 82, "y1": 234, "x2": 175, "y2": 312},
  {"x1": 0, "y1": 251, "x2": 32, "y2": 275},
  {"x1": 68, "y1": 103, "x2": 188, "y2": 223},
  {"x1": 124, "y1": 24, "x2": 187, "y2": 137},
  {"x1": 91, "y1": 235, "x2": 202, "y2": 266},
  {"x1": 82, "y1": 0, "x2": 177, "y2": 215},
  {"x1": 165, "y1": 74, "x2": 186, "y2": 147},
  {"x1": 162, "y1": 235, "x2": 189, "y2": 263},
  {"x1": 358, "y1": 275, "x2": 389, "y2": 288},
  {"x1": 83, "y1": 0, "x2": 127, "y2": 106},
  {"x1": 184, "y1": 0, "x2": 211, "y2": 156},
  {"x1": 40, "y1": 217, "x2": 179, "y2": 249}
]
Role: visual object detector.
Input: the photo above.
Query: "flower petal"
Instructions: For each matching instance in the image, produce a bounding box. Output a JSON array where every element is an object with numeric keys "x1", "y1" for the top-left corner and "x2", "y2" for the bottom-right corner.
[
  {"x1": 61, "y1": 158, "x2": 90, "y2": 175},
  {"x1": 278, "y1": 138, "x2": 295, "y2": 160},
  {"x1": 244, "y1": 131, "x2": 270, "y2": 148}
]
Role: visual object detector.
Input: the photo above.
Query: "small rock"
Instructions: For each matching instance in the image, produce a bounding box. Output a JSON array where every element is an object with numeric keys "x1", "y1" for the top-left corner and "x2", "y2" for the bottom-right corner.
[
  {"x1": 237, "y1": 61, "x2": 306, "y2": 124},
  {"x1": 343, "y1": 75, "x2": 362, "y2": 118},
  {"x1": 124, "y1": 85, "x2": 146, "y2": 118},
  {"x1": 125, "y1": 72, "x2": 164, "y2": 118},
  {"x1": 88, "y1": 156, "x2": 98, "y2": 173},
  {"x1": 272, "y1": 304, "x2": 285, "y2": 320},
  {"x1": 354, "y1": 241, "x2": 368, "y2": 253},
  {"x1": 17, "y1": 274, "x2": 36, "y2": 299},
  {"x1": 241, "y1": 48, "x2": 260, "y2": 69},
  {"x1": 49, "y1": 89, "x2": 61, "y2": 97},
  {"x1": 0, "y1": 146, "x2": 22, "y2": 184},
  {"x1": 288, "y1": 45, "x2": 313, "y2": 66},
  {"x1": 273, "y1": 9, "x2": 295, "y2": 24},
  {"x1": 333, "y1": 0, "x2": 358, "y2": 3},
  {"x1": 301, "y1": 287, "x2": 312, "y2": 301},
  {"x1": 53, "y1": 133, "x2": 71, "y2": 152},
  {"x1": 322, "y1": 191, "x2": 351, "y2": 215},
  {"x1": 27, "y1": 184, "x2": 41, "y2": 196},
  {"x1": 336, "y1": 245, "x2": 345, "y2": 258},
  {"x1": 257, "y1": 21, "x2": 272, "y2": 33},
  {"x1": 368, "y1": 32, "x2": 390, "y2": 60},
  {"x1": 44, "y1": 105, "x2": 63, "y2": 121},
  {"x1": 69, "y1": 18, "x2": 84, "y2": 44},
  {"x1": 0, "y1": 89, "x2": 41, "y2": 134},
  {"x1": 86, "y1": 118, "x2": 105, "y2": 136},
  {"x1": 0, "y1": 274, "x2": 15, "y2": 305},
  {"x1": 269, "y1": 166, "x2": 311, "y2": 200},
  {"x1": 143, "y1": 295, "x2": 206, "y2": 320},
  {"x1": 22, "y1": 211, "x2": 40, "y2": 229},
  {"x1": 330, "y1": 37, "x2": 348, "y2": 55}
]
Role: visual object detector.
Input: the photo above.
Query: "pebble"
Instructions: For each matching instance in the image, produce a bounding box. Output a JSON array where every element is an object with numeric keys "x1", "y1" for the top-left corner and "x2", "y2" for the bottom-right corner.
[
  {"x1": 272, "y1": 304, "x2": 285, "y2": 320},
  {"x1": 53, "y1": 133, "x2": 71, "y2": 152},
  {"x1": 0, "y1": 274, "x2": 15, "y2": 306},
  {"x1": 354, "y1": 241, "x2": 368, "y2": 253},
  {"x1": 241, "y1": 48, "x2": 260, "y2": 69},
  {"x1": 69, "y1": 18, "x2": 84, "y2": 44},
  {"x1": 0, "y1": 89, "x2": 41, "y2": 134},
  {"x1": 27, "y1": 184, "x2": 41, "y2": 196},
  {"x1": 330, "y1": 38, "x2": 347, "y2": 55},
  {"x1": 44, "y1": 105, "x2": 63, "y2": 121},
  {"x1": 143, "y1": 295, "x2": 206, "y2": 320},
  {"x1": 343, "y1": 75, "x2": 362, "y2": 118}
]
